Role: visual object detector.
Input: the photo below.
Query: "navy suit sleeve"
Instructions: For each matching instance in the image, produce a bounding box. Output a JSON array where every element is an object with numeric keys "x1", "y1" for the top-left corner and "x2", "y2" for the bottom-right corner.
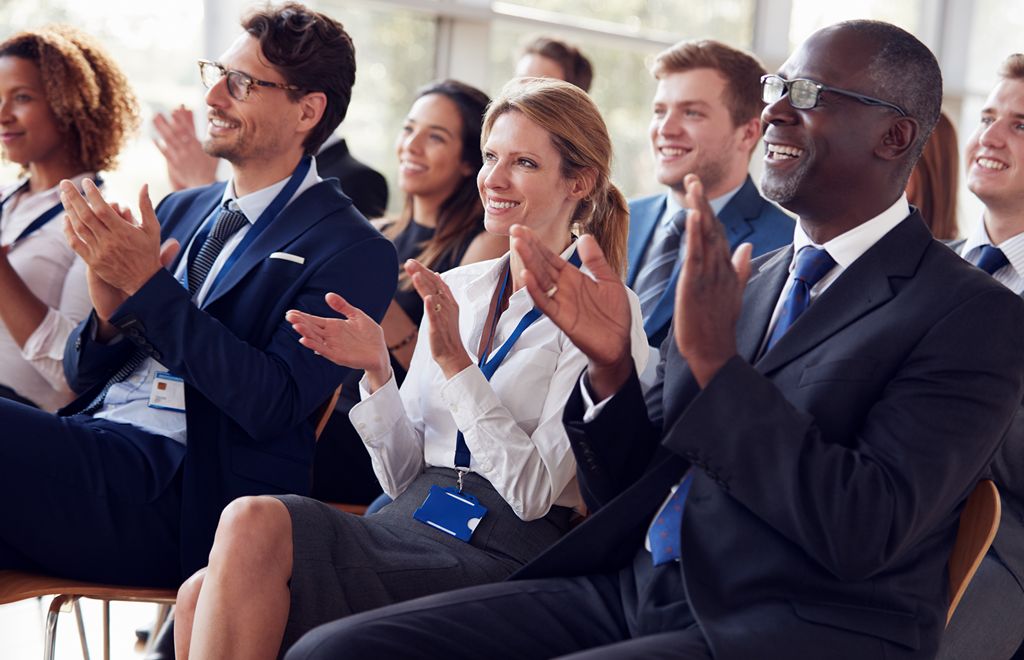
[
  {"x1": 107, "y1": 233, "x2": 397, "y2": 443},
  {"x1": 670, "y1": 286, "x2": 1024, "y2": 580},
  {"x1": 62, "y1": 313, "x2": 137, "y2": 394}
]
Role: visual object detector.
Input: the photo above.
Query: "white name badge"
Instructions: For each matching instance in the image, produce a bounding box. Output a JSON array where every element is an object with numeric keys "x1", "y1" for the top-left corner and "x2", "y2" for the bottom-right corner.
[{"x1": 149, "y1": 371, "x2": 186, "y2": 412}]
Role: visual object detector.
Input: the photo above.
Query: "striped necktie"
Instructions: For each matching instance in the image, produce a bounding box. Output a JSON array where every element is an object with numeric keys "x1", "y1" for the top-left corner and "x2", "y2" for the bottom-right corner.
[
  {"x1": 764, "y1": 246, "x2": 836, "y2": 351},
  {"x1": 634, "y1": 210, "x2": 687, "y2": 322}
]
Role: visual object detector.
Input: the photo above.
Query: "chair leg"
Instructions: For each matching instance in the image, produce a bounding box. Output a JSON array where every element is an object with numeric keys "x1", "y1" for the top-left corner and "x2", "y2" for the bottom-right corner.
[
  {"x1": 103, "y1": 600, "x2": 111, "y2": 660},
  {"x1": 144, "y1": 604, "x2": 173, "y2": 653},
  {"x1": 45, "y1": 594, "x2": 81, "y2": 660},
  {"x1": 73, "y1": 598, "x2": 91, "y2": 660}
]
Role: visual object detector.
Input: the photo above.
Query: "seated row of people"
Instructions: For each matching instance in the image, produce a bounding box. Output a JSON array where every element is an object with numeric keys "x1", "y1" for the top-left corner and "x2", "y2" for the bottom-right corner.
[{"x1": 0, "y1": 3, "x2": 1023, "y2": 659}]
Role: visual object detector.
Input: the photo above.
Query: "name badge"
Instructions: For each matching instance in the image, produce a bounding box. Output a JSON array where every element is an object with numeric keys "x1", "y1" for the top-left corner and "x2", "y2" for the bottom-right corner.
[
  {"x1": 149, "y1": 371, "x2": 186, "y2": 412},
  {"x1": 412, "y1": 485, "x2": 487, "y2": 542}
]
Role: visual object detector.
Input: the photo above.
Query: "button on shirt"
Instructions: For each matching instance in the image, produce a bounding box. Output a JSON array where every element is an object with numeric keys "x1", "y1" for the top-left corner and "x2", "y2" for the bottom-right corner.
[
  {"x1": 960, "y1": 222, "x2": 1024, "y2": 294},
  {"x1": 0, "y1": 174, "x2": 94, "y2": 411},
  {"x1": 350, "y1": 245, "x2": 650, "y2": 521},
  {"x1": 92, "y1": 160, "x2": 322, "y2": 443}
]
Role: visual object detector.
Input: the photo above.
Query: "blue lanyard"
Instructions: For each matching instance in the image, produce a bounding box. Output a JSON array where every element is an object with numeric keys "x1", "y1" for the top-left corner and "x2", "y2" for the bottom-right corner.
[
  {"x1": 181, "y1": 157, "x2": 311, "y2": 298},
  {"x1": 453, "y1": 247, "x2": 583, "y2": 468},
  {"x1": 1, "y1": 176, "x2": 103, "y2": 246}
]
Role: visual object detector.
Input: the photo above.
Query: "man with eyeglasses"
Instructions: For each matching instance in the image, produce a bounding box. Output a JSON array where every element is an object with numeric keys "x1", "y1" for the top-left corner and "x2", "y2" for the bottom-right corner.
[
  {"x1": 282, "y1": 20, "x2": 1024, "y2": 660},
  {"x1": 628, "y1": 39, "x2": 791, "y2": 383},
  {"x1": 0, "y1": 0, "x2": 396, "y2": 595}
]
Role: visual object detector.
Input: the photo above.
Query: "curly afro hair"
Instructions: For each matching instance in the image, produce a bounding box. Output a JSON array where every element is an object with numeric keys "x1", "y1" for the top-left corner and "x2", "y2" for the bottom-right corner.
[{"x1": 0, "y1": 25, "x2": 140, "y2": 172}]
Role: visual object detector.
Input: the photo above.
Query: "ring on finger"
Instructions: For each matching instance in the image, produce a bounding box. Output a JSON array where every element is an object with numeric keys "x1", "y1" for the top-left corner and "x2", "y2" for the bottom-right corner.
[
  {"x1": 433, "y1": 302, "x2": 442, "y2": 312},
  {"x1": 545, "y1": 284, "x2": 559, "y2": 299}
]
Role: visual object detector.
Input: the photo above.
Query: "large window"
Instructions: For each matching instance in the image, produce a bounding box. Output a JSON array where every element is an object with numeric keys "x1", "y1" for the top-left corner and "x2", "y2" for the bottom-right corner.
[{"x1": 788, "y1": 0, "x2": 921, "y2": 50}]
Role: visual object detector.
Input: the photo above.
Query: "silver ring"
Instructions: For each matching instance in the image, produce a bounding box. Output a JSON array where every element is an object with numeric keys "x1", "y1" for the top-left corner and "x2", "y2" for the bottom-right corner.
[
  {"x1": 433, "y1": 303, "x2": 442, "y2": 312},
  {"x1": 545, "y1": 284, "x2": 559, "y2": 299}
]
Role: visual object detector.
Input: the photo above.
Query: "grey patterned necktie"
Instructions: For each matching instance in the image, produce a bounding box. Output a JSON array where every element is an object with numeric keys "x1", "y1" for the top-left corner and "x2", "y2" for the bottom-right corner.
[
  {"x1": 634, "y1": 209, "x2": 687, "y2": 321},
  {"x1": 81, "y1": 202, "x2": 248, "y2": 415}
]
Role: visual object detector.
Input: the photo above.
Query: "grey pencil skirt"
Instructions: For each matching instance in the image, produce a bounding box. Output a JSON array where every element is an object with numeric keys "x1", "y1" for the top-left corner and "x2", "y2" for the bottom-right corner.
[{"x1": 274, "y1": 466, "x2": 573, "y2": 654}]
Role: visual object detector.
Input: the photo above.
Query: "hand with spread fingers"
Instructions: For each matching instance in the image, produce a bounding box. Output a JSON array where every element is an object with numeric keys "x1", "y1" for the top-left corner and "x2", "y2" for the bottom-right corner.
[
  {"x1": 405, "y1": 258, "x2": 472, "y2": 379},
  {"x1": 153, "y1": 106, "x2": 219, "y2": 191},
  {"x1": 510, "y1": 224, "x2": 632, "y2": 400},
  {"x1": 286, "y1": 293, "x2": 392, "y2": 391},
  {"x1": 674, "y1": 173, "x2": 752, "y2": 387},
  {"x1": 61, "y1": 179, "x2": 164, "y2": 296}
]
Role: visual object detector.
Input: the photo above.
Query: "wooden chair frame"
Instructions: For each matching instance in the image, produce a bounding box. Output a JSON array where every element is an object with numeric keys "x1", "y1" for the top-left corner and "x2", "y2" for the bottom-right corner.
[
  {"x1": 947, "y1": 479, "x2": 1001, "y2": 625},
  {"x1": 0, "y1": 385, "x2": 342, "y2": 660}
]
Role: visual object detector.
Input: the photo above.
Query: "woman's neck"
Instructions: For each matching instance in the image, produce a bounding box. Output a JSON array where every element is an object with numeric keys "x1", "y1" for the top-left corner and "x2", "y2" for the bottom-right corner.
[
  {"x1": 509, "y1": 228, "x2": 573, "y2": 292},
  {"x1": 27, "y1": 157, "x2": 84, "y2": 194},
  {"x1": 411, "y1": 195, "x2": 442, "y2": 228}
]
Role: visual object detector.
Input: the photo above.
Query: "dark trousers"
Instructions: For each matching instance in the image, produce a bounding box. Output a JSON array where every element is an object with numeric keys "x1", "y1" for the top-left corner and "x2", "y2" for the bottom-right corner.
[
  {"x1": 284, "y1": 549, "x2": 711, "y2": 660},
  {"x1": 0, "y1": 384, "x2": 37, "y2": 408},
  {"x1": 938, "y1": 553, "x2": 1024, "y2": 660},
  {"x1": 0, "y1": 398, "x2": 184, "y2": 587}
]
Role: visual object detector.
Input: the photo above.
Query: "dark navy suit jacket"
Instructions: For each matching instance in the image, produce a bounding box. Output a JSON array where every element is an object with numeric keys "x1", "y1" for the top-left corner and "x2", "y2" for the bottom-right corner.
[
  {"x1": 61, "y1": 178, "x2": 397, "y2": 576},
  {"x1": 517, "y1": 214, "x2": 1024, "y2": 659},
  {"x1": 627, "y1": 176, "x2": 792, "y2": 347}
]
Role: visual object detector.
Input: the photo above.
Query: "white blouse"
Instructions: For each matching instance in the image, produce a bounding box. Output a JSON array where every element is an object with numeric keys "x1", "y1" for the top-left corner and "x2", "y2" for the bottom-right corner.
[
  {"x1": 349, "y1": 245, "x2": 649, "y2": 521},
  {"x1": 0, "y1": 175, "x2": 93, "y2": 411}
]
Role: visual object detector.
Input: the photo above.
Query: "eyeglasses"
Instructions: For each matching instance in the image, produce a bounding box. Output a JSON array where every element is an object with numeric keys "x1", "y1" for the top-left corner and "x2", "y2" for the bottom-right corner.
[
  {"x1": 198, "y1": 59, "x2": 304, "y2": 101},
  {"x1": 761, "y1": 74, "x2": 908, "y2": 117}
]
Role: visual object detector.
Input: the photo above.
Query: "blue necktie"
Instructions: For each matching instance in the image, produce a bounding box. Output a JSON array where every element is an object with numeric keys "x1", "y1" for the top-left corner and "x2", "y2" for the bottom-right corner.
[
  {"x1": 765, "y1": 246, "x2": 836, "y2": 351},
  {"x1": 648, "y1": 475, "x2": 693, "y2": 565},
  {"x1": 974, "y1": 245, "x2": 1009, "y2": 275},
  {"x1": 634, "y1": 210, "x2": 687, "y2": 322}
]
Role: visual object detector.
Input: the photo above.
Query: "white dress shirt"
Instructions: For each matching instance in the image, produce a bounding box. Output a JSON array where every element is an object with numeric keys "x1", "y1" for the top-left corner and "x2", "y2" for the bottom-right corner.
[
  {"x1": 350, "y1": 244, "x2": 650, "y2": 522},
  {"x1": 93, "y1": 159, "x2": 322, "y2": 443},
  {"x1": 959, "y1": 220, "x2": 1024, "y2": 294},
  {"x1": 0, "y1": 174, "x2": 94, "y2": 411}
]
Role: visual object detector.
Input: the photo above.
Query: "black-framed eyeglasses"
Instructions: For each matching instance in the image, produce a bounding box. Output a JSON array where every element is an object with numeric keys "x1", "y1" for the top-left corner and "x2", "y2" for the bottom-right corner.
[
  {"x1": 198, "y1": 59, "x2": 304, "y2": 101},
  {"x1": 761, "y1": 74, "x2": 908, "y2": 117}
]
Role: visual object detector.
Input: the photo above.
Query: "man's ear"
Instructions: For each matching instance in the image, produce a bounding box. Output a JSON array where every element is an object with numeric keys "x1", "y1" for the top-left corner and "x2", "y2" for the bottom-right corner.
[
  {"x1": 297, "y1": 91, "x2": 328, "y2": 134},
  {"x1": 876, "y1": 116, "x2": 920, "y2": 162},
  {"x1": 737, "y1": 116, "x2": 762, "y2": 153}
]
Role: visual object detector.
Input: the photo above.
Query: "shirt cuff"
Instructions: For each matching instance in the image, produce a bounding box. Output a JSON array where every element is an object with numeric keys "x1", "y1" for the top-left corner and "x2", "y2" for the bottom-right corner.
[
  {"x1": 350, "y1": 370, "x2": 403, "y2": 445},
  {"x1": 580, "y1": 372, "x2": 614, "y2": 423},
  {"x1": 440, "y1": 364, "x2": 500, "y2": 433},
  {"x1": 21, "y1": 308, "x2": 70, "y2": 361}
]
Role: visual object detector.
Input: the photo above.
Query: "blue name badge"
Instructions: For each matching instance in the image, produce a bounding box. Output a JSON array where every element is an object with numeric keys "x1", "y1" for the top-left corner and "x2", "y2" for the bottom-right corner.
[{"x1": 412, "y1": 485, "x2": 488, "y2": 543}]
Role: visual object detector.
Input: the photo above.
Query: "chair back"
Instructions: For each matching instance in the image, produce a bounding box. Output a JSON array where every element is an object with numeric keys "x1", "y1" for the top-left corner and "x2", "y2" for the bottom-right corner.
[
  {"x1": 314, "y1": 385, "x2": 342, "y2": 440},
  {"x1": 947, "y1": 479, "x2": 1000, "y2": 625}
]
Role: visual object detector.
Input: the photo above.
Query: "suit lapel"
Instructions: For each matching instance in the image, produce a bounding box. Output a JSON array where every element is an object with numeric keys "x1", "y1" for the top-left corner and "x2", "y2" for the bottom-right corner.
[
  {"x1": 755, "y1": 214, "x2": 929, "y2": 375},
  {"x1": 201, "y1": 180, "x2": 345, "y2": 308},
  {"x1": 627, "y1": 195, "x2": 666, "y2": 286},
  {"x1": 736, "y1": 247, "x2": 792, "y2": 363},
  {"x1": 165, "y1": 184, "x2": 225, "y2": 275}
]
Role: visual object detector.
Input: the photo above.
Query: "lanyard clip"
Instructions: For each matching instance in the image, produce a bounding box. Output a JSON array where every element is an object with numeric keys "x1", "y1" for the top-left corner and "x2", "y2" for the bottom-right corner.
[{"x1": 456, "y1": 469, "x2": 466, "y2": 493}]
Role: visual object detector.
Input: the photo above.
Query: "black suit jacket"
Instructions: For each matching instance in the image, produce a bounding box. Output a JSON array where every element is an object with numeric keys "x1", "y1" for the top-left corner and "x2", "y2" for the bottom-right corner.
[
  {"x1": 516, "y1": 214, "x2": 1024, "y2": 659},
  {"x1": 317, "y1": 139, "x2": 388, "y2": 219}
]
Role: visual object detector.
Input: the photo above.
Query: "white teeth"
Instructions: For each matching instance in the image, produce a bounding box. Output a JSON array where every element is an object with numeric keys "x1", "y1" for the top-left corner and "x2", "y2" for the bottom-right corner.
[
  {"x1": 766, "y1": 143, "x2": 804, "y2": 160},
  {"x1": 210, "y1": 118, "x2": 235, "y2": 129},
  {"x1": 660, "y1": 147, "x2": 686, "y2": 157},
  {"x1": 400, "y1": 161, "x2": 426, "y2": 172},
  {"x1": 977, "y1": 158, "x2": 1008, "y2": 171},
  {"x1": 488, "y1": 200, "x2": 519, "y2": 210}
]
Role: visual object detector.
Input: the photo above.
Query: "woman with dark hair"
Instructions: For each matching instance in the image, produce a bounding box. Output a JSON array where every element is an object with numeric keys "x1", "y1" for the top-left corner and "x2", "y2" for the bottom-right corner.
[
  {"x1": 0, "y1": 25, "x2": 139, "y2": 410},
  {"x1": 314, "y1": 80, "x2": 507, "y2": 505},
  {"x1": 172, "y1": 78, "x2": 648, "y2": 660},
  {"x1": 906, "y1": 111, "x2": 959, "y2": 240}
]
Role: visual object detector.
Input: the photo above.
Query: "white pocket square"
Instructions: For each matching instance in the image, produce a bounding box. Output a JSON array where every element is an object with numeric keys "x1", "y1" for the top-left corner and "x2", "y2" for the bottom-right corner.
[{"x1": 270, "y1": 252, "x2": 305, "y2": 265}]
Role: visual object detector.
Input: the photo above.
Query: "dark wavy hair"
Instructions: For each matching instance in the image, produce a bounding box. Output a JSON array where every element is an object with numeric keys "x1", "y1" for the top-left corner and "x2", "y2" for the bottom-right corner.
[
  {"x1": 242, "y1": 2, "x2": 355, "y2": 155},
  {"x1": 386, "y1": 79, "x2": 490, "y2": 289}
]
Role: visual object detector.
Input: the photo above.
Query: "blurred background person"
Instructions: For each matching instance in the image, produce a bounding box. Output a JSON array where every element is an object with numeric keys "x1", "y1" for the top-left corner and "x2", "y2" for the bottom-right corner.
[
  {"x1": 0, "y1": 24, "x2": 139, "y2": 411},
  {"x1": 313, "y1": 79, "x2": 507, "y2": 506},
  {"x1": 514, "y1": 35, "x2": 593, "y2": 92},
  {"x1": 906, "y1": 111, "x2": 959, "y2": 239},
  {"x1": 153, "y1": 104, "x2": 388, "y2": 218}
]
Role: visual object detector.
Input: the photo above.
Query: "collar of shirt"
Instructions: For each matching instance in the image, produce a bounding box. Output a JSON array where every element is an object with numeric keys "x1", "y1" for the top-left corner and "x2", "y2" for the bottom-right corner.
[
  {"x1": 221, "y1": 156, "x2": 322, "y2": 224},
  {"x1": 961, "y1": 218, "x2": 1024, "y2": 280},
  {"x1": 789, "y1": 193, "x2": 910, "y2": 277},
  {"x1": 656, "y1": 182, "x2": 743, "y2": 228},
  {"x1": 1, "y1": 172, "x2": 96, "y2": 245}
]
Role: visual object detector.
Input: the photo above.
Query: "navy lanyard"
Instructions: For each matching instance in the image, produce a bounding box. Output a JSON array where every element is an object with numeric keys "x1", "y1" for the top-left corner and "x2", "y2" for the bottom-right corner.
[
  {"x1": 453, "y1": 247, "x2": 583, "y2": 468},
  {"x1": 181, "y1": 156, "x2": 311, "y2": 298},
  {"x1": 0, "y1": 176, "x2": 103, "y2": 246}
]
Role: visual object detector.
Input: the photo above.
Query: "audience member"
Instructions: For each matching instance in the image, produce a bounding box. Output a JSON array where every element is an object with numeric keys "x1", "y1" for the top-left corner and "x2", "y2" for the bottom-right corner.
[
  {"x1": 906, "y1": 111, "x2": 959, "y2": 239},
  {"x1": 154, "y1": 108, "x2": 388, "y2": 218},
  {"x1": 0, "y1": 1, "x2": 396, "y2": 591},
  {"x1": 314, "y1": 79, "x2": 507, "y2": 505},
  {"x1": 171, "y1": 77, "x2": 648, "y2": 660},
  {"x1": 515, "y1": 36, "x2": 593, "y2": 92},
  {"x1": 629, "y1": 39, "x2": 792, "y2": 377},
  {"x1": 0, "y1": 25, "x2": 138, "y2": 411},
  {"x1": 284, "y1": 20, "x2": 1024, "y2": 660},
  {"x1": 939, "y1": 52, "x2": 1024, "y2": 660}
]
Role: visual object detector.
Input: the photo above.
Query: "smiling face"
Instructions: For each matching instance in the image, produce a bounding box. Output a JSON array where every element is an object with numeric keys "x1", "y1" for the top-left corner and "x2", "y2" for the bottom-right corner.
[
  {"x1": 649, "y1": 68, "x2": 756, "y2": 199},
  {"x1": 202, "y1": 34, "x2": 305, "y2": 167},
  {"x1": 395, "y1": 93, "x2": 472, "y2": 206},
  {"x1": 478, "y1": 110, "x2": 583, "y2": 246},
  {"x1": 0, "y1": 55, "x2": 67, "y2": 169},
  {"x1": 966, "y1": 78, "x2": 1024, "y2": 215}
]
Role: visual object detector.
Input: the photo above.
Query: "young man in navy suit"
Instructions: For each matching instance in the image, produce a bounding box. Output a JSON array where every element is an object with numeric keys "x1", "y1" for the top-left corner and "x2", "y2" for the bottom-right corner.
[
  {"x1": 284, "y1": 21, "x2": 1024, "y2": 660},
  {"x1": 939, "y1": 53, "x2": 1024, "y2": 660},
  {"x1": 629, "y1": 40, "x2": 792, "y2": 359},
  {"x1": 0, "y1": 2, "x2": 396, "y2": 589}
]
